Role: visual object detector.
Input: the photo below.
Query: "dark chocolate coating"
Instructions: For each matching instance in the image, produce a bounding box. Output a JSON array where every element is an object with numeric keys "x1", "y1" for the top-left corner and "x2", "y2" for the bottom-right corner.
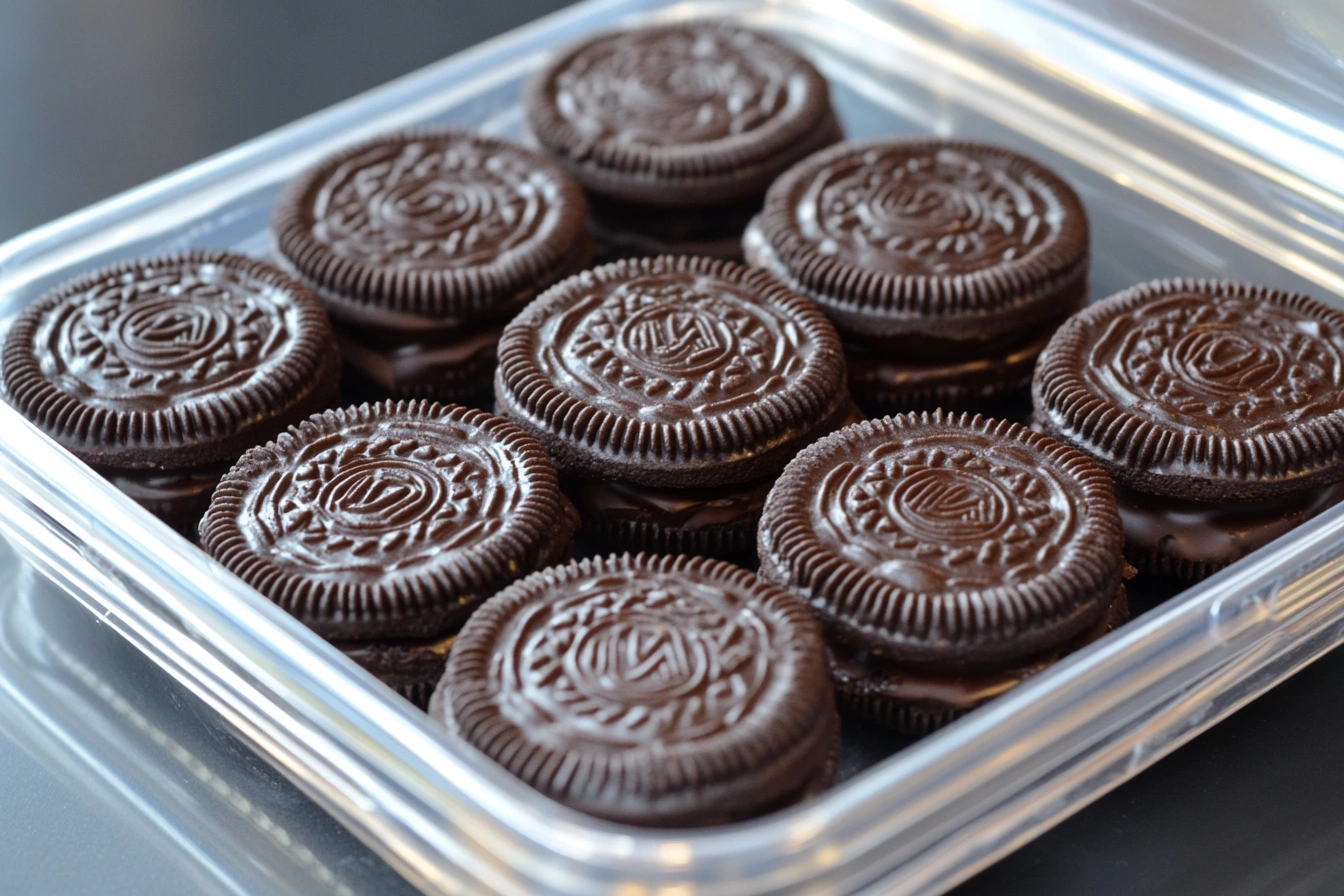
[
  {"x1": 199, "y1": 400, "x2": 578, "y2": 640},
  {"x1": 845, "y1": 320, "x2": 1059, "y2": 417},
  {"x1": 337, "y1": 633, "x2": 457, "y2": 710},
  {"x1": 99, "y1": 458, "x2": 239, "y2": 539},
  {"x1": 567, "y1": 399, "x2": 863, "y2": 561},
  {"x1": 758, "y1": 412, "x2": 1124, "y2": 668},
  {"x1": 3, "y1": 251, "x2": 342, "y2": 472},
  {"x1": 1034, "y1": 278, "x2": 1344, "y2": 502},
  {"x1": 831, "y1": 587, "x2": 1129, "y2": 734},
  {"x1": 1118, "y1": 481, "x2": 1344, "y2": 582},
  {"x1": 495, "y1": 255, "x2": 851, "y2": 488},
  {"x1": 273, "y1": 129, "x2": 590, "y2": 321},
  {"x1": 524, "y1": 21, "x2": 841, "y2": 208},
  {"x1": 571, "y1": 476, "x2": 773, "y2": 559},
  {"x1": 586, "y1": 193, "x2": 764, "y2": 263},
  {"x1": 749, "y1": 139, "x2": 1089, "y2": 345},
  {"x1": 432, "y1": 553, "x2": 838, "y2": 826},
  {"x1": 331, "y1": 318, "x2": 503, "y2": 403}
]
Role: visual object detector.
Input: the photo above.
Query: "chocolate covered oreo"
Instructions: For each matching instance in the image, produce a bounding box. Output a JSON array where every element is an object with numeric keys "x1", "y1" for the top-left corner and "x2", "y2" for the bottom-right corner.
[
  {"x1": 758, "y1": 412, "x2": 1128, "y2": 732},
  {"x1": 430, "y1": 553, "x2": 839, "y2": 826},
  {"x1": 273, "y1": 129, "x2": 590, "y2": 403},
  {"x1": 495, "y1": 255, "x2": 854, "y2": 558},
  {"x1": 525, "y1": 20, "x2": 841, "y2": 259},
  {"x1": 3, "y1": 251, "x2": 341, "y2": 534},
  {"x1": 1035, "y1": 278, "x2": 1344, "y2": 581},
  {"x1": 199, "y1": 400, "x2": 577, "y2": 705},
  {"x1": 745, "y1": 138, "x2": 1088, "y2": 414}
]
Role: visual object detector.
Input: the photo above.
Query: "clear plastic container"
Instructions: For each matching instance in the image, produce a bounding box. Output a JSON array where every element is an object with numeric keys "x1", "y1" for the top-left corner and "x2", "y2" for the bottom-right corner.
[{"x1": 1, "y1": 0, "x2": 1342, "y2": 893}]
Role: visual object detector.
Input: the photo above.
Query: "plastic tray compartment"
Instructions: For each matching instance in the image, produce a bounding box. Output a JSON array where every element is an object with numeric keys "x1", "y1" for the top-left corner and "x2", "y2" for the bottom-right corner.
[{"x1": 1, "y1": 0, "x2": 1344, "y2": 894}]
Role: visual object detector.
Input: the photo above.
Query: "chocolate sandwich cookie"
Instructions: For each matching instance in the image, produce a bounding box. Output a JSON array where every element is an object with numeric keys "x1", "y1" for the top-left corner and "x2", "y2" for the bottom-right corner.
[
  {"x1": 199, "y1": 400, "x2": 578, "y2": 707},
  {"x1": 758, "y1": 412, "x2": 1128, "y2": 733},
  {"x1": 2, "y1": 251, "x2": 341, "y2": 535},
  {"x1": 430, "y1": 553, "x2": 839, "y2": 826},
  {"x1": 1034, "y1": 278, "x2": 1344, "y2": 582},
  {"x1": 745, "y1": 138, "x2": 1089, "y2": 415},
  {"x1": 495, "y1": 255, "x2": 855, "y2": 559},
  {"x1": 525, "y1": 20, "x2": 842, "y2": 259},
  {"x1": 272, "y1": 129, "x2": 590, "y2": 405}
]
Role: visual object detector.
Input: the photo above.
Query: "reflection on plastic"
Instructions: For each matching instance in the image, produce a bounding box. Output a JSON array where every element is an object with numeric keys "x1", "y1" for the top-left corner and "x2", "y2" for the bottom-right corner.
[{"x1": 0, "y1": 540, "x2": 415, "y2": 896}]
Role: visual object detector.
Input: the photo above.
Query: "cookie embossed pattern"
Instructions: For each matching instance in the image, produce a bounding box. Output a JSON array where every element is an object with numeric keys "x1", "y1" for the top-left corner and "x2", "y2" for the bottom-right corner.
[
  {"x1": 526, "y1": 21, "x2": 839, "y2": 207},
  {"x1": 201, "y1": 401, "x2": 575, "y2": 641},
  {"x1": 2, "y1": 251, "x2": 342, "y2": 533},
  {"x1": 1035, "y1": 279, "x2": 1344, "y2": 581},
  {"x1": 276, "y1": 131, "x2": 588, "y2": 316},
  {"x1": 273, "y1": 130, "x2": 590, "y2": 402},
  {"x1": 432, "y1": 554, "x2": 839, "y2": 827},
  {"x1": 496, "y1": 255, "x2": 853, "y2": 557},
  {"x1": 759, "y1": 412, "x2": 1127, "y2": 732},
  {"x1": 745, "y1": 138, "x2": 1087, "y2": 420},
  {"x1": 795, "y1": 144, "x2": 1059, "y2": 277},
  {"x1": 497, "y1": 255, "x2": 849, "y2": 485}
]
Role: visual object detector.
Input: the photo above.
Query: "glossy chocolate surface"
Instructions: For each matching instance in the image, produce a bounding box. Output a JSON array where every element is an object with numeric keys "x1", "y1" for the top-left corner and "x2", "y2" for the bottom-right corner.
[
  {"x1": 759, "y1": 413, "x2": 1124, "y2": 667},
  {"x1": 495, "y1": 256, "x2": 850, "y2": 488},
  {"x1": 525, "y1": 21, "x2": 838, "y2": 207},
  {"x1": 752, "y1": 139, "x2": 1089, "y2": 342},
  {"x1": 1117, "y1": 481, "x2": 1344, "y2": 575},
  {"x1": 1035, "y1": 279, "x2": 1344, "y2": 501},
  {"x1": 3, "y1": 251, "x2": 340, "y2": 469},
  {"x1": 200, "y1": 401, "x2": 576, "y2": 640},
  {"x1": 830, "y1": 587, "x2": 1129, "y2": 716},
  {"x1": 572, "y1": 476, "x2": 775, "y2": 530},
  {"x1": 100, "y1": 459, "x2": 237, "y2": 537},
  {"x1": 274, "y1": 130, "x2": 589, "y2": 318},
  {"x1": 436, "y1": 554, "x2": 836, "y2": 826}
]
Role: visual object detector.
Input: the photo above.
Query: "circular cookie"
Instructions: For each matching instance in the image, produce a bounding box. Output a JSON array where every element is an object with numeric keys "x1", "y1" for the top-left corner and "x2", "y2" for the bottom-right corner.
[
  {"x1": 273, "y1": 129, "x2": 590, "y2": 321},
  {"x1": 3, "y1": 250, "x2": 341, "y2": 471},
  {"x1": 199, "y1": 400, "x2": 577, "y2": 640},
  {"x1": 750, "y1": 139, "x2": 1089, "y2": 345},
  {"x1": 524, "y1": 21, "x2": 841, "y2": 208},
  {"x1": 758, "y1": 412, "x2": 1124, "y2": 668},
  {"x1": 1034, "y1": 279, "x2": 1344, "y2": 502},
  {"x1": 494, "y1": 255, "x2": 850, "y2": 488},
  {"x1": 431, "y1": 553, "x2": 839, "y2": 826}
]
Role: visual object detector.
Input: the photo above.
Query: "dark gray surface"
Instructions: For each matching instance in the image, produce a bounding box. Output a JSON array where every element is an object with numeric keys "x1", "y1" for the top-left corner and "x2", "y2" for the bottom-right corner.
[{"x1": 3, "y1": 2, "x2": 1344, "y2": 895}]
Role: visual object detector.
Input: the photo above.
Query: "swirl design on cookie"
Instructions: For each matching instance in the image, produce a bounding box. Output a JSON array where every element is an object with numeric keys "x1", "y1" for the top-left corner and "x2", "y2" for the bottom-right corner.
[
  {"x1": 501, "y1": 570, "x2": 771, "y2": 745},
  {"x1": 200, "y1": 402, "x2": 576, "y2": 640},
  {"x1": 797, "y1": 145, "x2": 1059, "y2": 275},
  {"x1": 439, "y1": 554, "x2": 835, "y2": 825},
  {"x1": 242, "y1": 416, "x2": 523, "y2": 574},
  {"x1": 814, "y1": 430, "x2": 1078, "y2": 591},
  {"x1": 757, "y1": 413, "x2": 1123, "y2": 665},
  {"x1": 38, "y1": 260, "x2": 298, "y2": 405},
  {"x1": 1083, "y1": 291, "x2": 1344, "y2": 435},
  {"x1": 311, "y1": 136, "x2": 553, "y2": 269},
  {"x1": 549, "y1": 23, "x2": 795, "y2": 147},
  {"x1": 540, "y1": 270, "x2": 808, "y2": 420}
]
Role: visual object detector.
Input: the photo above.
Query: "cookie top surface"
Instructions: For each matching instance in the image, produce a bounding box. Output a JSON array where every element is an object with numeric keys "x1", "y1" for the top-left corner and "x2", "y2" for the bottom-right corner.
[
  {"x1": 199, "y1": 400, "x2": 573, "y2": 640},
  {"x1": 1034, "y1": 279, "x2": 1344, "y2": 500},
  {"x1": 755, "y1": 139, "x2": 1088, "y2": 337},
  {"x1": 437, "y1": 553, "x2": 832, "y2": 825},
  {"x1": 494, "y1": 255, "x2": 849, "y2": 487},
  {"x1": 758, "y1": 412, "x2": 1123, "y2": 666},
  {"x1": 3, "y1": 251, "x2": 337, "y2": 469},
  {"x1": 273, "y1": 129, "x2": 589, "y2": 319},
  {"x1": 524, "y1": 21, "x2": 837, "y2": 207}
]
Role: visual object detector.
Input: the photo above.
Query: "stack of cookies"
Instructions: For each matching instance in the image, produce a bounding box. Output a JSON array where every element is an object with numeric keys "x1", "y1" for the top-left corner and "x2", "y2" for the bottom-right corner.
[{"x1": 524, "y1": 20, "x2": 843, "y2": 261}]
